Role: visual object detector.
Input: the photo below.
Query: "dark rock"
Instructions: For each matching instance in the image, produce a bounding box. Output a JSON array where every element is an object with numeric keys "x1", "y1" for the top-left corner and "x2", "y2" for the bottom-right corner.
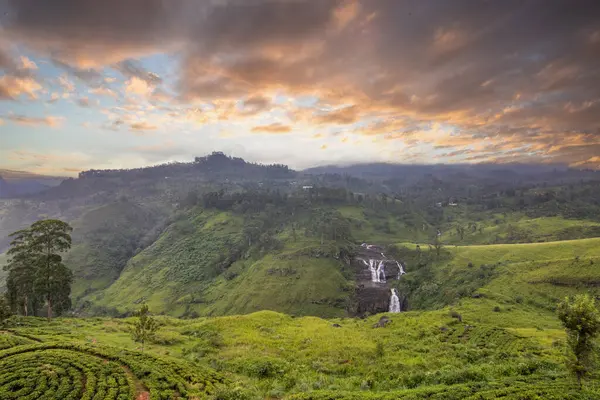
[
  {"x1": 332, "y1": 323, "x2": 342, "y2": 328},
  {"x1": 373, "y1": 316, "x2": 390, "y2": 328}
]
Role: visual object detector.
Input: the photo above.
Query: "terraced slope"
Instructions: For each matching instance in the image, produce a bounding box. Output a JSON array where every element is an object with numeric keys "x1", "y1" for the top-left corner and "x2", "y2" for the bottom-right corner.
[
  {"x1": 0, "y1": 331, "x2": 224, "y2": 400},
  {"x1": 4, "y1": 306, "x2": 600, "y2": 399}
]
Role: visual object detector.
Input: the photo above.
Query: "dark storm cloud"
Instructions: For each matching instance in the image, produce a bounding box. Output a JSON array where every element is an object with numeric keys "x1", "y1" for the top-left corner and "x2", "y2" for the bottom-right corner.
[{"x1": 2, "y1": 0, "x2": 600, "y2": 166}]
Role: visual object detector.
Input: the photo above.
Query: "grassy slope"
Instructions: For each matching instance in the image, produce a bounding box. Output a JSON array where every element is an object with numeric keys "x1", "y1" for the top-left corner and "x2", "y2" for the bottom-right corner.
[
  {"x1": 87, "y1": 208, "x2": 244, "y2": 316},
  {"x1": 65, "y1": 201, "x2": 161, "y2": 301},
  {"x1": 8, "y1": 306, "x2": 598, "y2": 399},
  {"x1": 338, "y1": 205, "x2": 431, "y2": 244},
  {"x1": 200, "y1": 239, "x2": 352, "y2": 318},
  {"x1": 89, "y1": 208, "x2": 353, "y2": 318},
  {"x1": 398, "y1": 238, "x2": 600, "y2": 330},
  {"x1": 439, "y1": 205, "x2": 600, "y2": 244},
  {"x1": 5, "y1": 238, "x2": 600, "y2": 398}
]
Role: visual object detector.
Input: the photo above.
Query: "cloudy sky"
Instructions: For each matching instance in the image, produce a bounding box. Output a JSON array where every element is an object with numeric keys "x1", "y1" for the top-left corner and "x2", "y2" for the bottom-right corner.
[{"x1": 0, "y1": 0, "x2": 599, "y2": 176}]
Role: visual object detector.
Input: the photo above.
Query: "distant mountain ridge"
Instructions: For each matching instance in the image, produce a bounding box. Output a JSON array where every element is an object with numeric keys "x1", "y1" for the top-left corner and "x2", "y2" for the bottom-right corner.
[{"x1": 0, "y1": 169, "x2": 66, "y2": 198}]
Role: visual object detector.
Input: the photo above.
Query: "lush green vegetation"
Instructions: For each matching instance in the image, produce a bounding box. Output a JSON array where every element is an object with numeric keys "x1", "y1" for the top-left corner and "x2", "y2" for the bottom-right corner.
[
  {"x1": 4, "y1": 219, "x2": 74, "y2": 319},
  {"x1": 2, "y1": 156, "x2": 600, "y2": 398},
  {"x1": 1, "y1": 298, "x2": 599, "y2": 399},
  {"x1": 66, "y1": 201, "x2": 163, "y2": 302},
  {"x1": 1, "y1": 236, "x2": 600, "y2": 398},
  {"x1": 0, "y1": 340, "x2": 224, "y2": 399}
]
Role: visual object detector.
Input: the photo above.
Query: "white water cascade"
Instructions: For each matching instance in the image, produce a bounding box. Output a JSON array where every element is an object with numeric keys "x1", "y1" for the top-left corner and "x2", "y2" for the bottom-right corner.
[
  {"x1": 376, "y1": 261, "x2": 386, "y2": 283},
  {"x1": 369, "y1": 260, "x2": 379, "y2": 282},
  {"x1": 389, "y1": 288, "x2": 401, "y2": 313},
  {"x1": 396, "y1": 261, "x2": 406, "y2": 280},
  {"x1": 360, "y1": 243, "x2": 407, "y2": 284}
]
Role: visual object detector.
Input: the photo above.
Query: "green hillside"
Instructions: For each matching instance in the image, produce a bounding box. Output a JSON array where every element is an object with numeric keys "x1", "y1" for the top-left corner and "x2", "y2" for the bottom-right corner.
[
  {"x1": 63, "y1": 195, "x2": 600, "y2": 319},
  {"x1": 66, "y1": 200, "x2": 163, "y2": 301},
  {"x1": 84, "y1": 207, "x2": 354, "y2": 318},
  {"x1": 4, "y1": 223, "x2": 600, "y2": 398},
  {"x1": 3, "y1": 299, "x2": 600, "y2": 399},
  {"x1": 389, "y1": 238, "x2": 600, "y2": 319}
]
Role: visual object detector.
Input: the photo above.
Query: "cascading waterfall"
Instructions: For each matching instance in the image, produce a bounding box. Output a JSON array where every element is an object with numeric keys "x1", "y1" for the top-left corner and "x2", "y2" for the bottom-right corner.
[
  {"x1": 376, "y1": 260, "x2": 386, "y2": 283},
  {"x1": 369, "y1": 260, "x2": 379, "y2": 282},
  {"x1": 360, "y1": 243, "x2": 406, "y2": 283},
  {"x1": 389, "y1": 288, "x2": 401, "y2": 313},
  {"x1": 396, "y1": 261, "x2": 406, "y2": 280}
]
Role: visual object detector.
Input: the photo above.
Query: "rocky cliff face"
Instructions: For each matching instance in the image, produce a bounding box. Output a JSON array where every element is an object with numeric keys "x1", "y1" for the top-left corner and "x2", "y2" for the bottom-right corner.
[{"x1": 351, "y1": 244, "x2": 407, "y2": 316}]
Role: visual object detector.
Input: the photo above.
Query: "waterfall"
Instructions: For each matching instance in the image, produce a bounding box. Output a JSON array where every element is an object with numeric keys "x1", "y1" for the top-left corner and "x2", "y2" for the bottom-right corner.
[
  {"x1": 376, "y1": 261, "x2": 386, "y2": 283},
  {"x1": 369, "y1": 260, "x2": 379, "y2": 282},
  {"x1": 359, "y1": 244, "x2": 405, "y2": 284},
  {"x1": 389, "y1": 289, "x2": 401, "y2": 313},
  {"x1": 396, "y1": 261, "x2": 406, "y2": 279}
]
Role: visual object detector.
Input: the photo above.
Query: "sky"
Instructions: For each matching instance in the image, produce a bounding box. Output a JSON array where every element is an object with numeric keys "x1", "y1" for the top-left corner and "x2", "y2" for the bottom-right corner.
[{"x1": 0, "y1": 0, "x2": 599, "y2": 176}]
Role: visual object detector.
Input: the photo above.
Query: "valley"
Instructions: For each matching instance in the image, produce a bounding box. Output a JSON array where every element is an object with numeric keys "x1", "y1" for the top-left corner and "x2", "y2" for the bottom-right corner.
[{"x1": 1, "y1": 155, "x2": 600, "y2": 398}]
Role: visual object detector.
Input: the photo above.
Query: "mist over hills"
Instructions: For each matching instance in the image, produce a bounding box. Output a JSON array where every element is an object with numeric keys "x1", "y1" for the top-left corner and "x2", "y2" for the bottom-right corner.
[{"x1": 1, "y1": 151, "x2": 600, "y2": 319}]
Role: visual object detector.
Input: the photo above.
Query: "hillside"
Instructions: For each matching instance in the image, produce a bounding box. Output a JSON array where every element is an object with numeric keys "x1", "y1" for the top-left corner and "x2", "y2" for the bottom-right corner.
[
  {"x1": 3, "y1": 289, "x2": 600, "y2": 399},
  {"x1": 1, "y1": 154, "x2": 600, "y2": 320},
  {"x1": 80, "y1": 206, "x2": 354, "y2": 318},
  {"x1": 3, "y1": 184, "x2": 600, "y2": 398}
]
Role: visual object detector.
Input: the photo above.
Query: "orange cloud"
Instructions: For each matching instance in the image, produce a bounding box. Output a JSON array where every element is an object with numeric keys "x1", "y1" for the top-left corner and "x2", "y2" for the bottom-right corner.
[
  {"x1": 251, "y1": 123, "x2": 292, "y2": 134},
  {"x1": 90, "y1": 87, "x2": 118, "y2": 98},
  {"x1": 126, "y1": 76, "x2": 153, "y2": 96},
  {"x1": 129, "y1": 122, "x2": 157, "y2": 131},
  {"x1": 315, "y1": 105, "x2": 360, "y2": 125},
  {"x1": 0, "y1": 76, "x2": 42, "y2": 100},
  {"x1": 5, "y1": 114, "x2": 64, "y2": 127}
]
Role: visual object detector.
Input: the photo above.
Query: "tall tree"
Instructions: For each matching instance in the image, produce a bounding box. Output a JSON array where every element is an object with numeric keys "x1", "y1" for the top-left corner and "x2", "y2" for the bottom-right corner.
[
  {"x1": 0, "y1": 296, "x2": 12, "y2": 328},
  {"x1": 5, "y1": 229, "x2": 37, "y2": 316},
  {"x1": 30, "y1": 220, "x2": 73, "y2": 320},
  {"x1": 131, "y1": 304, "x2": 159, "y2": 352},
  {"x1": 6, "y1": 219, "x2": 73, "y2": 320},
  {"x1": 557, "y1": 294, "x2": 600, "y2": 389}
]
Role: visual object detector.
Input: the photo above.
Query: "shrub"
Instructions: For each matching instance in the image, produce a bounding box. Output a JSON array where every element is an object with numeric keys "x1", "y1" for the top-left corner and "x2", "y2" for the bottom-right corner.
[
  {"x1": 449, "y1": 310, "x2": 462, "y2": 322},
  {"x1": 241, "y1": 357, "x2": 288, "y2": 379},
  {"x1": 210, "y1": 385, "x2": 261, "y2": 400},
  {"x1": 375, "y1": 341, "x2": 385, "y2": 358}
]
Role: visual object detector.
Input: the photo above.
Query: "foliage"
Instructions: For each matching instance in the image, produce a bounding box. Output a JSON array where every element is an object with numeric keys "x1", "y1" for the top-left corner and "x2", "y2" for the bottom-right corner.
[
  {"x1": 557, "y1": 294, "x2": 600, "y2": 388},
  {"x1": 131, "y1": 304, "x2": 158, "y2": 352},
  {"x1": 0, "y1": 340, "x2": 225, "y2": 399},
  {"x1": 0, "y1": 296, "x2": 12, "y2": 327},
  {"x1": 5, "y1": 219, "x2": 73, "y2": 319}
]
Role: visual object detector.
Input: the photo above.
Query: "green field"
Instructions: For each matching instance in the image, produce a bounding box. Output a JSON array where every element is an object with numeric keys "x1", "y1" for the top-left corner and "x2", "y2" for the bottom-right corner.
[{"x1": 3, "y1": 237, "x2": 600, "y2": 399}]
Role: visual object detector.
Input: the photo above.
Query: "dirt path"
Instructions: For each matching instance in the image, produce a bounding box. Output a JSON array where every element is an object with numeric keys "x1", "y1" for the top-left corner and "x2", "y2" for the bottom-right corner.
[{"x1": 121, "y1": 364, "x2": 150, "y2": 400}]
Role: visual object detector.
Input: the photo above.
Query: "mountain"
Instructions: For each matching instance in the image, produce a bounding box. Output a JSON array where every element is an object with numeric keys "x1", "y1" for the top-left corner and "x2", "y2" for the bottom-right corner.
[
  {"x1": 0, "y1": 169, "x2": 66, "y2": 198},
  {"x1": 1, "y1": 153, "x2": 600, "y2": 319}
]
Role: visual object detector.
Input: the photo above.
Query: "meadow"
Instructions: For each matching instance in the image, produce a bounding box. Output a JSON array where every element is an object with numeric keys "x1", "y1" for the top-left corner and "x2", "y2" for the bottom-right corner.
[{"x1": 3, "y1": 237, "x2": 600, "y2": 399}]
